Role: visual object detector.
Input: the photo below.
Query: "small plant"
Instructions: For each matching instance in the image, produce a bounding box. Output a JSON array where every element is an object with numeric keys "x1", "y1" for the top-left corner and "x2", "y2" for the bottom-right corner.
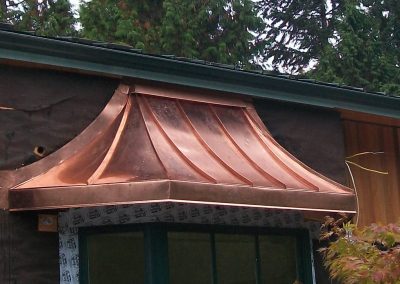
[{"x1": 319, "y1": 214, "x2": 400, "y2": 284}]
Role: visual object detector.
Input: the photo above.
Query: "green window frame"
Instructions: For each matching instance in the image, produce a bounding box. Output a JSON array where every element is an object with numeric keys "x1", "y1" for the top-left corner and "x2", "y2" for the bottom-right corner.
[{"x1": 79, "y1": 223, "x2": 313, "y2": 284}]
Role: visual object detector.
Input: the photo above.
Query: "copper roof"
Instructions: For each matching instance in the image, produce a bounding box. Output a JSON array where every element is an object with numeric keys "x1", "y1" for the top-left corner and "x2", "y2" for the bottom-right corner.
[{"x1": 0, "y1": 83, "x2": 356, "y2": 213}]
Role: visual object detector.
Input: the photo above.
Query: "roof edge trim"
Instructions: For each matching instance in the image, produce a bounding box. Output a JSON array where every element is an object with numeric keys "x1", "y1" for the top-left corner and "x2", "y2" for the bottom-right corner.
[
  {"x1": 8, "y1": 180, "x2": 356, "y2": 214},
  {"x1": 0, "y1": 31, "x2": 399, "y2": 119}
]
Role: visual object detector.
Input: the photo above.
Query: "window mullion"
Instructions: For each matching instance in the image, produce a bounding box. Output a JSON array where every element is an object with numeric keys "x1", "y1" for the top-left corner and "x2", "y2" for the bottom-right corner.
[
  {"x1": 296, "y1": 231, "x2": 313, "y2": 284},
  {"x1": 210, "y1": 232, "x2": 218, "y2": 284},
  {"x1": 144, "y1": 225, "x2": 169, "y2": 284},
  {"x1": 79, "y1": 229, "x2": 90, "y2": 284},
  {"x1": 255, "y1": 234, "x2": 261, "y2": 284}
]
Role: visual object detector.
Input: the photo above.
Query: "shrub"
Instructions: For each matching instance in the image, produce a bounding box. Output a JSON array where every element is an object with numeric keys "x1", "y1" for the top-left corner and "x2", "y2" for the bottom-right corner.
[{"x1": 319, "y1": 215, "x2": 400, "y2": 284}]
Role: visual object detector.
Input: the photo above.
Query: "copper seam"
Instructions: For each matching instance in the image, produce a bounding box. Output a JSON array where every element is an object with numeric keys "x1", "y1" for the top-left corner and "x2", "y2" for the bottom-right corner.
[
  {"x1": 246, "y1": 108, "x2": 351, "y2": 192},
  {"x1": 245, "y1": 108, "x2": 351, "y2": 192},
  {"x1": 134, "y1": 94, "x2": 170, "y2": 179},
  {"x1": 208, "y1": 105, "x2": 287, "y2": 188},
  {"x1": 175, "y1": 100, "x2": 253, "y2": 186},
  {"x1": 243, "y1": 109, "x2": 320, "y2": 191},
  {"x1": 138, "y1": 95, "x2": 216, "y2": 183},
  {"x1": 243, "y1": 109, "x2": 319, "y2": 191},
  {"x1": 87, "y1": 100, "x2": 131, "y2": 184}
]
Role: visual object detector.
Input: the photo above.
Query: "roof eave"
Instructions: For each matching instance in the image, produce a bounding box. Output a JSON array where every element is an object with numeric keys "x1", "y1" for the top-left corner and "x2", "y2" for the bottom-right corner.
[
  {"x1": 8, "y1": 180, "x2": 357, "y2": 214},
  {"x1": 1, "y1": 30, "x2": 399, "y2": 119}
]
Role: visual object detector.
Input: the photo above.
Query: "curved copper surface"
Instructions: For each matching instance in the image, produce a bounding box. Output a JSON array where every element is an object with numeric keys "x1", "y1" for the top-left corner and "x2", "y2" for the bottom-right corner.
[{"x1": 1, "y1": 83, "x2": 356, "y2": 213}]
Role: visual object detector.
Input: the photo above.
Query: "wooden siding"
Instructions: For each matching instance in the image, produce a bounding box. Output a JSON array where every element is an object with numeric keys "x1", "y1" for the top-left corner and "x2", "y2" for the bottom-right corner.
[{"x1": 342, "y1": 117, "x2": 400, "y2": 226}]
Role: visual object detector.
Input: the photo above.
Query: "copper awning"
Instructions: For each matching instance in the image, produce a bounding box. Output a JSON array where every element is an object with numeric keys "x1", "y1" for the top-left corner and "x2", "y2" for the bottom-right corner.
[{"x1": 0, "y1": 83, "x2": 356, "y2": 213}]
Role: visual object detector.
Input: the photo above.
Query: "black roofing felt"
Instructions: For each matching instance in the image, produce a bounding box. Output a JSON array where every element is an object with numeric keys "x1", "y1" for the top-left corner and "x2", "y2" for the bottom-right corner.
[{"x1": 0, "y1": 27, "x2": 399, "y2": 119}]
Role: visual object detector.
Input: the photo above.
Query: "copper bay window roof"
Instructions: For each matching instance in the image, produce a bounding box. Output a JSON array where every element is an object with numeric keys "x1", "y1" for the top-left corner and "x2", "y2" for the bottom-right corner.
[{"x1": 0, "y1": 83, "x2": 356, "y2": 213}]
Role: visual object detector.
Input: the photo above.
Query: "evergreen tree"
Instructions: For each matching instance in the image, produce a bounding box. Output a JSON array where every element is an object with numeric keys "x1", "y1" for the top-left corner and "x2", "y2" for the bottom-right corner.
[
  {"x1": 1, "y1": 0, "x2": 6, "y2": 21},
  {"x1": 0, "y1": 0, "x2": 76, "y2": 36},
  {"x1": 257, "y1": 0, "x2": 399, "y2": 95},
  {"x1": 257, "y1": 0, "x2": 343, "y2": 72},
  {"x1": 79, "y1": 0, "x2": 264, "y2": 67},
  {"x1": 311, "y1": 1, "x2": 400, "y2": 95}
]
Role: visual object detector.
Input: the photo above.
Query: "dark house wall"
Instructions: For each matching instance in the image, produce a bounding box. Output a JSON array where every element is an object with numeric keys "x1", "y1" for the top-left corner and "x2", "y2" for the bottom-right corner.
[
  {"x1": 0, "y1": 65, "x2": 119, "y2": 283},
  {"x1": 254, "y1": 99, "x2": 347, "y2": 184},
  {"x1": 0, "y1": 211, "x2": 59, "y2": 284},
  {"x1": 0, "y1": 65, "x2": 119, "y2": 170}
]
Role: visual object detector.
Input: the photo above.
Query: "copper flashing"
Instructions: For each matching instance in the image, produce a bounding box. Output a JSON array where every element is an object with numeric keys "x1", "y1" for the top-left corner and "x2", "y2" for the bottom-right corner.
[{"x1": 1, "y1": 83, "x2": 356, "y2": 214}]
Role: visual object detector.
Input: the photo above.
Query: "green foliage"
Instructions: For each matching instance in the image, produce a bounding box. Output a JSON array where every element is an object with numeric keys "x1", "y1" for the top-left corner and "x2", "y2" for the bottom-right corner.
[
  {"x1": 320, "y1": 215, "x2": 400, "y2": 284},
  {"x1": 1, "y1": 0, "x2": 76, "y2": 36},
  {"x1": 311, "y1": 1, "x2": 400, "y2": 95},
  {"x1": 257, "y1": 0, "x2": 400, "y2": 95},
  {"x1": 79, "y1": 0, "x2": 265, "y2": 68},
  {"x1": 256, "y1": 0, "x2": 343, "y2": 72}
]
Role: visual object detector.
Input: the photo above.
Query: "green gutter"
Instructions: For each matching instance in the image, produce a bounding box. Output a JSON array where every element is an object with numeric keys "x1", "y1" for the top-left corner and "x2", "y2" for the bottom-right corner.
[{"x1": 1, "y1": 30, "x2": 399, "y2": 119}]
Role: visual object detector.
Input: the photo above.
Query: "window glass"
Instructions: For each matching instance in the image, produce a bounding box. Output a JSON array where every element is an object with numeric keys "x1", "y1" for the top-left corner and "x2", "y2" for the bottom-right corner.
[
  {"x1": 82, "y1": 226, "x2": 306, "y2": 284},
  {"x1": 168, "y1": 232, "x2": 213, "y2": 284},
  {"x1": 259, "y1": 235, "x2": 298, "y2": 284},
  {"x1": 87, "y1": 231, "x2": 145, "y2": 284},
  {"x1": 215, "y1": 234, "x2": 256, "y2": 284}
]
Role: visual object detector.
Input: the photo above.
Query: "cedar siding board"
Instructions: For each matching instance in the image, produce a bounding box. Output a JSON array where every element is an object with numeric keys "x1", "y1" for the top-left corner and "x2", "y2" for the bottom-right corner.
[{"x1": 342, "y1": 118, "x2": 400, "y2": 226}]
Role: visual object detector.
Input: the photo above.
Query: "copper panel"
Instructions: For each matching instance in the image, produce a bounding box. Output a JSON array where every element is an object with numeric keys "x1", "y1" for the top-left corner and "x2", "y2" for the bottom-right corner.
[
  {"x1": 213, "y1": 105, "x2": 310, "y2": 189},
  {"x1": 180, "y1": 101, "x2": 269, "y2": 186},
  {"x1": 8, "y1": 180, "x2": 356, "y2": 214},
  {"x1": 9, "y1": 180, "x2": 172, "y2": 210},
  {"x1": 94, "y1": 96, "x2": 168, "y2": 183},
  {"x1": 137, "y1": 96, "x2": 211, "y2": 182},
  {"x1": 144, "y1": 96, "x2": 243, "y2": 184},
  {"x1": 1, "y1": 83, "x2": 356, "y2": 213},
  {"x1": 168, "y1": 181, "x2": 356, "y2": 213}
]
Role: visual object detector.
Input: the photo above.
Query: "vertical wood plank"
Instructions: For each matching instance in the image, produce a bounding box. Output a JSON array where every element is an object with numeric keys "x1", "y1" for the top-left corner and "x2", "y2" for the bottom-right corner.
[{"x1": 343, "y1": 120, "x2": 400, "y2": 226}]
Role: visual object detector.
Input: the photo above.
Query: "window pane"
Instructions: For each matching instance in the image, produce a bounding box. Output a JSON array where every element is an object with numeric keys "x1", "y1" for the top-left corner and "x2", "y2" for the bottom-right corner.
[
  {"x1": 168, "y1": 232, "x2": 212, "y2": 284},
  {"x1": 215, "y1": 234, "x2": 256, "y2": 284},
  {"x1": 259, "y1": 235, "x2": 298, "y2": 284},
  {"x1": 87, "y1": 231, "x2": 145, "y2": 284}
]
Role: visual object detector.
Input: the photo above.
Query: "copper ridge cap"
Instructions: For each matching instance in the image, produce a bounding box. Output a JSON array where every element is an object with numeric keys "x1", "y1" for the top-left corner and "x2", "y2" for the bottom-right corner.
[
  {"x1": 132, "y1": 84, "x2": 253, "y2": 108},
  {"x1": 1, "y1": 82, "x2": 355, "y2": 212}
]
